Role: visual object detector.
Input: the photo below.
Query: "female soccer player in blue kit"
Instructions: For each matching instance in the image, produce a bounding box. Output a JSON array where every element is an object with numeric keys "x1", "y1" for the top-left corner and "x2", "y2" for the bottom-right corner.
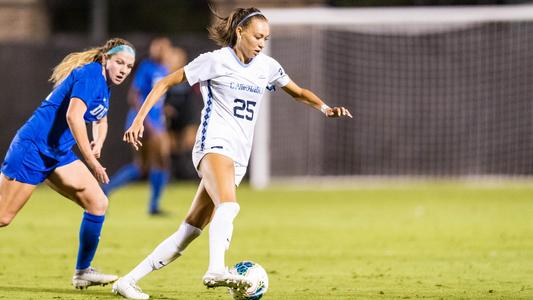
[
  {"x1": 112, "y1": 7, "x2": 352, "y2": 300},
  {"x1": 0, "y1": 38, "x2": 135, "y2": 289},
  {"x1": 104, "y1": 37, "x2": 172, "y2": 215}
]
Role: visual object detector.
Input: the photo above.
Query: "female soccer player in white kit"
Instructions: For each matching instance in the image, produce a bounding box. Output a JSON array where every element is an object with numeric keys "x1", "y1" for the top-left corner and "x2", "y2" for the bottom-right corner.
[{"x1": 113, "y1": 7, "x2": 352, "y2": 300}]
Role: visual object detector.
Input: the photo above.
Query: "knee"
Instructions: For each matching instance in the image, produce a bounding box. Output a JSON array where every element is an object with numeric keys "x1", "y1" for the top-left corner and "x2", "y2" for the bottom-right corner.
[
  {"x1": 84, "y1": 194, "x2": 109, "y2": 215},
  {"x1": 94, "y1": 196, "x2": 109, "y2": 214}
]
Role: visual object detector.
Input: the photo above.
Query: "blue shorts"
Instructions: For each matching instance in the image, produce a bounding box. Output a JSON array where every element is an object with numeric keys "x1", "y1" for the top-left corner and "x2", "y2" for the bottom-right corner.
[
  {"x1": 1, "y1": 135, "x2": 79, "y2": 185},
  {"x1": 125, "y1": 109, "x2": 166, "y2": 134}
]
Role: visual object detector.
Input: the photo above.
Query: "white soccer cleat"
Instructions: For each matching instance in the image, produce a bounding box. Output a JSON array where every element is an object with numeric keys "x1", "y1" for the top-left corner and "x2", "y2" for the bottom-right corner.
[
  {"x1": 202, "y1": 269, "x2": 252, "y2": 291},
  {"x1": 112, "y1": 277, "x2": 150, "y2": 300},
  {"x1": 72, "y1": 267, "x2": 118, "y2": 289}
]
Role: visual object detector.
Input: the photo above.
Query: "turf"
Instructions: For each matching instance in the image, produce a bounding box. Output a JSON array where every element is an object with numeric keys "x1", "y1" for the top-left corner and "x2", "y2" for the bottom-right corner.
[{"x1": 1, "y1": 182, "x2": 533, "y2": 299}]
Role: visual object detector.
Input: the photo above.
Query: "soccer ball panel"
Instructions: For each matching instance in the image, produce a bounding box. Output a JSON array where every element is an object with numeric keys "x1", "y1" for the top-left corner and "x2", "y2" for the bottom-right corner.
[{"x1": 228, "y1": 261, "x2": 269, "y2": 300}]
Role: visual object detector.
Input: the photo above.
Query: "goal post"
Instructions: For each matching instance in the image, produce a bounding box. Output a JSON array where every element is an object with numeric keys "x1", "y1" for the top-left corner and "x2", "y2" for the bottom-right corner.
[{"x1": 250, "y1": 4, "x2": 533, "y2": 188}]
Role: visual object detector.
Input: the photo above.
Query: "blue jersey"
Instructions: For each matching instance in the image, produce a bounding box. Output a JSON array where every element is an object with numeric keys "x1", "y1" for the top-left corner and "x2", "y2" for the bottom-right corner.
[
  {"x1": 17, "y1": 62, "x2": 110, "y2": 158},
  {"x1": 126, "y1": 59, "x2": 168, "y2": 132},
  {"x1": 1, "y1": 62, "x2": 110, "y2": 184}
]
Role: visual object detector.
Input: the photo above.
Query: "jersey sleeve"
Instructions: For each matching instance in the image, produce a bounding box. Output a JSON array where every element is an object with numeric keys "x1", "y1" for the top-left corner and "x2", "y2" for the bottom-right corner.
[
  {"x1": 268, "y1": 57, "x2": 290, "y2": 88},
  {"x1": 132, "y1": 62, "x2": 150, "y2": 94},
  {"x1": 70, "y1": 68, "x2": 97, "y2": 107},
  {"x1": 184, "y1": 52, "x2": 217, "y2": 86}
]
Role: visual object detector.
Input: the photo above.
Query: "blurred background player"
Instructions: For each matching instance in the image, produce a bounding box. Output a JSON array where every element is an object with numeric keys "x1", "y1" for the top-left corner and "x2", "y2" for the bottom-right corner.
[
  {"x1": 163, "y1": 47, "x2": 202, "y2": 181},
  {"x1": 0, "y1": 38, "x2": 135, "y2": 289},
  {"x1": 113, "y1": 7, "x2": 352, "y2": 300},
  {"x1": 103, "y1": 37, "x2": 172, "y2": 215}
]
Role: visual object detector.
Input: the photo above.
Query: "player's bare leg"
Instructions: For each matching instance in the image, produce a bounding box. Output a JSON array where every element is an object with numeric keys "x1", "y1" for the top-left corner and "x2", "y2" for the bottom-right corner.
[
  {"x1": 47, "y1": 160, "x2": 117, "y2": 289},
  {"x1": 112, "y1": 181, "x2": 210, "y2": 299},
  {"x1": 199, "y1": 153, "x2": 252, "y2": 291},
  {"x1": 0, "y1": 174, "x2": 36, "y2": 227}
]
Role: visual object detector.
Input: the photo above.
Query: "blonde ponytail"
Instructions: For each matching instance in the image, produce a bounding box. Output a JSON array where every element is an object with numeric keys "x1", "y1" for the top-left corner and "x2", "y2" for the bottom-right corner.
[
  {"x1": 49, "y1": 48, "x2": 101, "y2": 86},
  {"x1": 49, "y1": 37, "x2": 134, "y2": 86}
]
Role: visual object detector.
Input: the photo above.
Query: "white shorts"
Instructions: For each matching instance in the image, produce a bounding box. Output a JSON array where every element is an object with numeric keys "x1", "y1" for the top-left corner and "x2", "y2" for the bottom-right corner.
[{"x1": 192, "y1": 148, "x2": 248, "y2": 186}]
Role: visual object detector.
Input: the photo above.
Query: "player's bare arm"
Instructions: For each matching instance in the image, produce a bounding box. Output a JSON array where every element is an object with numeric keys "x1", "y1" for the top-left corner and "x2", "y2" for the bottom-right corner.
[
  {"x1": 67, "y1": 98, "x2": 109, "y2": 184},
  {"x1": 282, "y1": 80, "x2": 353, "y2": 118},
  {"x1": 124, "y1": 68, "x2": 187, "y2": 149},
  {"x1": 91, "y1": 116, "x2": 107, "y2": 159}
]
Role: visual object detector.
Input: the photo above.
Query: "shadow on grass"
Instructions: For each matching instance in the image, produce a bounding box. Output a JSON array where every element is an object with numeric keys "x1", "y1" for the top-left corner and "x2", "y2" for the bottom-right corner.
[
  {"x1": 0, "y1": 285, "x2": 115, "y2": 298},
  {"x1": 0, "y1": 285, "x2": 189, "y2": 299}
]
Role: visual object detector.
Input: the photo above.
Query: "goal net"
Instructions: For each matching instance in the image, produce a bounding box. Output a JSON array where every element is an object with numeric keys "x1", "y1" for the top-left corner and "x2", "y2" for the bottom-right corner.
[{"x1": 250, "y1": 5, "x2": 533, "y2": 188}]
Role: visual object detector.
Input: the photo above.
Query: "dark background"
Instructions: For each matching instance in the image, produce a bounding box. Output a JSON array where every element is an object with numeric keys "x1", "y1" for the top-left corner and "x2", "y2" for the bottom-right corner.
[{"x1": 1, "y1": 0, "x2": 532, "y2": 177}]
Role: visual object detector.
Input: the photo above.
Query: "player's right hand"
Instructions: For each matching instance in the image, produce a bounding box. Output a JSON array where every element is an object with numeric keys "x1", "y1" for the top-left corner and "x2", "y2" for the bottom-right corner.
[
  {"x1": 123, "y1": 121, "x2": 144, "y2": 150},
  {"x1": 89, "y1": 159, "x2": 109, "y2": 184}
]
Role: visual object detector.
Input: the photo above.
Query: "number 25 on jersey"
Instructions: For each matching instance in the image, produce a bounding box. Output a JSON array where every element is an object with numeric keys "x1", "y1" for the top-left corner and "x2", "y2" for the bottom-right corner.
[{"x1": 233, "y1": 99, "x2": 256, "y2": 121}]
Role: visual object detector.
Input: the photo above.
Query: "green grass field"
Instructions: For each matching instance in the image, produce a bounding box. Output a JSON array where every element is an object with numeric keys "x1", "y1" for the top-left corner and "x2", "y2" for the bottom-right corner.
[{"x1": 1, "y1": 182, "x2": 533, "y2": 299}]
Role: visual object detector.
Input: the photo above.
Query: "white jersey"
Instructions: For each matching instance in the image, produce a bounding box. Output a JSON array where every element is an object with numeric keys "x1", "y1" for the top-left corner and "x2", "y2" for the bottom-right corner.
[{"x1": 184, "y1": 47, "x2": 290, "y2": 183}]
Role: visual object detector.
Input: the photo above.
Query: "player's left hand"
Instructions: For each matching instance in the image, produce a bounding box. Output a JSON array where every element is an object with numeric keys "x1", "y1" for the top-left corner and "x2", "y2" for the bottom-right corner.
[
  {"x1": 326, "y1": 106, "x2": 353, "y2": 118},
  {"x1": 90, "y1": 141, "x2": 103, "y2": 158}
]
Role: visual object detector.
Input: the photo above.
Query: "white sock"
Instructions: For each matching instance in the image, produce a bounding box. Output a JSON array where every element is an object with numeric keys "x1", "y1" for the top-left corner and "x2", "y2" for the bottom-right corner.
[
  {"x1": 124, "y1": 222, "x2": 202, "y2": 283},
  {"x1": 207, "y1": 202, "x2": 240, "y2": 274}
]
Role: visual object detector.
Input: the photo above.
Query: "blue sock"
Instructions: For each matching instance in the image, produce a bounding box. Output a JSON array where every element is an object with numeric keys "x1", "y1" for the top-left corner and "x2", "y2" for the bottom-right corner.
[
  {"x1": 149, "y1": 169, "x2": 169, "y2": 213},
  {"x1": 103, "y1": 163, "x2": 141, "y2": 195},
  {"x1": 76, "y1": 212, "x2": 105, "y2": 270}
]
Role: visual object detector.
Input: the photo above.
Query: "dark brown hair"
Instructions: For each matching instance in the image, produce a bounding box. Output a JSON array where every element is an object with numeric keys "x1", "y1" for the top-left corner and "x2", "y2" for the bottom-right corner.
[{"x1": 207, "y1": 7, "x2": 267, "y2": 47}]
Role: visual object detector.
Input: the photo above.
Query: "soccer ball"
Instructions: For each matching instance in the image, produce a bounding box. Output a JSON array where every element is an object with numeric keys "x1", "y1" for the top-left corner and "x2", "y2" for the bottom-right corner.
[{"x1": 228, "y1": 261, "x2": 269, "y2": 300}]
